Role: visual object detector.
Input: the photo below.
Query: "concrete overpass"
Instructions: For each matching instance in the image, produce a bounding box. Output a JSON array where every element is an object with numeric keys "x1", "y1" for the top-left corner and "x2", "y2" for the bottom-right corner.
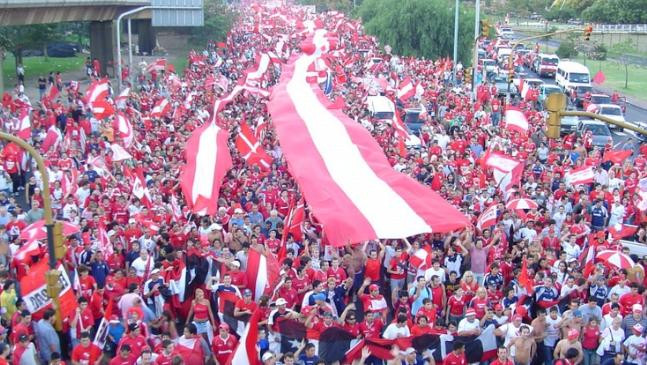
[{"x1": 0, "y1": 0, "x2": 158, "y2": 76}]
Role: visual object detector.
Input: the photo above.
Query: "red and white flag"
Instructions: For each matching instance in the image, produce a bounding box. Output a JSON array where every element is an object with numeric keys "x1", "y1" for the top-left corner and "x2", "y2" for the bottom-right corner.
[
  {"x1": 110, "y1": 143, "x2": 132, "y2": 162},
  {"x1": 235, "y1": 121, "x2": 273, "y2": 170},
  {"x1": 97, "y1": 225, "x2": 113, "y2": 256},
  {"x1": 396, "y1": 77, "x2": 416, "y2": 101},
  {"x1": 146, "y1": 58, "x2": 167, "y2": 73},
  {"x1": 227, "y1": 310, "x2": 262, "y2": 365},
  {"x1": 91, "y1": 99, "x2": 114, "y2": 120},
  {"x1": 609, "y1": 224, "x2": 638, "y2": 240},
  {"x1": 170, "y1": 194, "x2": 183, "y2": 221},
  {"x1": 20, "y1": 262, "x2": 77, "y2": 320},
  {"x1": 504, "y1": 107, "x2": 529, "y2": 134},
  {"x1": 85, "y1": 79, "x2": 110, "y2": 105},
  {"x1": 150, "y1": 99, "x2": 171, "y2": 119},
  {"x1": 409, "y1": 247, "x2": 432, "y2": 270},
  {"x1": 113, "y1": 113, "x2": 134, "y2": 148},
  {"x1": 245, "y1": 249, "x2": 280, "y2": 301},
  {"x1": 246, "y1": 53, "x2": 271, "y2": 82},
  {"x1": 40, "y1": 125, "x2": 62, "y2": 153},
  {"x1": 16, "y1": 109, "x2": 31, "y2": 140},
  {"x1": 266, "y1": 42, "x2": 469, "y2": 245},
  {"x1": 476, "y1": 204, "x2": 498, "y2": 230},
  {"x1": 180, "y1": 122, "x2": 232, "y2": 216},
  {"x1": 61, "y1": 169, "x2": 78, "y2": 199},
  {"x1": 14, "y1": 240, "x2": 41, "y2": 262},
  {"x1": 115, "y1": 87, "x2": 130, "y2": 106},
  {"x1": 564, "y1": 165, "x2": 594, "y2": 186}
]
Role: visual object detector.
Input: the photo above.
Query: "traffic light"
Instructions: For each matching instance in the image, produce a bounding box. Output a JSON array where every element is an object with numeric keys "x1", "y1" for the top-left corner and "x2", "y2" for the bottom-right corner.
[
  {"x1": 465, "y1": 67, "x2": 472, "y2": 85},
  {"x1": 52, "y1": 221, "x2": 66, "y2": 260},
  {"x1": 45, "y1": 269, "x2": 63, "y2": 330},
  {"x1": 480, "y1": 20, "x2": 490, "y2": 38},
  {"x1": 545, "y1": 93, "x2": 567, "y2": 139},
  {"x1": 584, "y1": 25, "x2": 593, "y2": 41}
]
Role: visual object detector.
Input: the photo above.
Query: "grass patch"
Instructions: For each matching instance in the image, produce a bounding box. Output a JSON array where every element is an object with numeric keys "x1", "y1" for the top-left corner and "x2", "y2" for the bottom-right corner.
[
  {"x1": 583, "y1": 58, "x2": 647, "y2": 100},
  {"x1": 3, "y1": 55, "x2": 85, "y2": 85}
]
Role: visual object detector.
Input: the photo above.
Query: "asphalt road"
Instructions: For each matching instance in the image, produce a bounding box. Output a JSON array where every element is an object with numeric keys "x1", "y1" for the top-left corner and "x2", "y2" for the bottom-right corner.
[{"x1": 519, "y1": 66, "x2": 643, "y2": 151}]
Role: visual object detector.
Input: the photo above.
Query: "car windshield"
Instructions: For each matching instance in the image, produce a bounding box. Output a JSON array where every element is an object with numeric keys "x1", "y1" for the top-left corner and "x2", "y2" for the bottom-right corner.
[
  {"x1": 577, "y1": 86, "x2": 593, "y2": 95},
  {"x1": 569, "y1": 73, "x2": 590, "y2": 83},
  {"x1": 591, "y1": 95, "x2": 611, "y2": 104},
  {"x1": 544, "y1": 87, "x2": 561, "y2": 95},
  {"x1": 585, "y1": 125, "x2": 610, "y2": 135},
  {"x1": 541, "y1": 57, "x2": 559, "y2": 65},
  {"x1": 601, "y1": 107, "x2": 622, "y2": 116}
]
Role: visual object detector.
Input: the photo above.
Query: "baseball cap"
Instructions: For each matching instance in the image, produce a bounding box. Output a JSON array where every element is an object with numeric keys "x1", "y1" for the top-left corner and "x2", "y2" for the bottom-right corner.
[
  {"x1": 312, "y1": 293, "x2": 325, "y2": 302},
  {"x1": 231, "y1": 260, "x2": 241, "y2": 268},
  {"x1": 634, "y1": 323, "x2": 644, "y2": 333},
  {"x1": 243, "y1": 289, "x2": 253, "y2": 297},
  {"x1": 634, "y1": 304, "x2": 643, "y2": 312},
  {"x1": 494, "y1": 304, "x2": 503, "y2": 311},
  {"x1": 573, "y1": 309, "x2": 582, "y2": 318},
  {"x1": 18, "y1": 334, "x2": 28, "y2": 342},
  {"x1": 275, "y1": 298, "x2": 287, "y2": 306},
  {"x1": 109, "y1": 315, "x2": 120, "y2": 324},
  {"x1": 219, "y1": 323, "x2": 230, "y2": 330},
  {"x1": 401, "y1": 347, "x2": 416, "y2": 355},
  {"x1": 128, "y1": 323, "x2": 139, "y2": 332},
  {"x1": 262, "y1": 352, "x2": 275, "y2": 362},
  {"x1": 234, "y1": 208, "x2": 244, "y2": 214},
  {"x1": 466, "y1": 308, "x2": 476, "y2": 316},
  {"x1": 512, "y1": 314, "x2": 523, "y2": 321},
  {"x1": 568, "y1": 329, "x2": 579, "y2": 340},
  {"x1": 369, "y1": 284, "x2": 379, "y2": 291}
]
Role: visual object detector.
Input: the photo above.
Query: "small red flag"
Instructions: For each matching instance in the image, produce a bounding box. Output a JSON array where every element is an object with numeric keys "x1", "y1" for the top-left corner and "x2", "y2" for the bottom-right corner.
[
  {"x1": 603, "y1": 149, "x2": 632, "y2": 164},
  {"x1": 518, "y1": 257, "x2": 534, "y2": 294},
  {"x1": 592, "y1": 70, "x2": 606, "y2": 84}
]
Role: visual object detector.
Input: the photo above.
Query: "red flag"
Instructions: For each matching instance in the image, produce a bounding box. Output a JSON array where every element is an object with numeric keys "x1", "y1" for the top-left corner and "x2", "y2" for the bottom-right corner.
[
  {"x1": 592, "y1": 70, "x2": 606, "y2": 85},
  {"x1": 146, "y1": 58, "x2": 167, "y2": 73},
  {"x1": 278, "y1": 200, "x2": 305, "y2": 261},
  {"x1": 40, "y1": 125, "x2": 62, "y2": 153},
  {"x1": 476, "y1": 204, "x2": 498, "y2": 230},
  {"x1": 112, "y1": 113, "x2": 134, "y2": 148},
  {"x1": 20, "y1": 261, "x2": 77, "y2": 321},
  {"x1": 93, "y1": 295, "x2": 113, "y2": 349},
  {"x1": 235, "y1": 121, "x2": 273, "y2": 170},
  {"x1": 45, "y1": 85, "x2": 59, "y2": 101},
  {"x1": 609, "y1": 224, "x2": 638, "y2": 240},
  {"x1": 180, "y1": 122, "x2": 232, "y2": 216},
  {"x1": 603, "y1": 149, "x2": 632, "y2": 164},
  {"x1": 518, "y1": 257, "x2": 534, "y2": 294},
  {"x1": 85, "y1": 79, "x2": 109, "y2": 105},
  {"x1": 245, "y1": 249, "x2": 280, "y2": 301}
]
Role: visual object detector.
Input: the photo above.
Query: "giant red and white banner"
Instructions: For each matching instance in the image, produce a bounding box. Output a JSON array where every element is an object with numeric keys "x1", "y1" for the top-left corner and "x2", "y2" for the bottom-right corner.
[
  {"x1": 564, "y1": 165, "x2": 595, "y2": 186},
  {"x1": 21, "y1": 262, "x2": 77, "y2": 320},
  {"x1": 267, "y1": 47, "x2": 469, "y2": 246}
]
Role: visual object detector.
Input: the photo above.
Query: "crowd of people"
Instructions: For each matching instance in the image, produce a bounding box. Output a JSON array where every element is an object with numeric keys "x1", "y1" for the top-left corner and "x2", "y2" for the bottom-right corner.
[{"x1": 0, "y1": 2, "x2": 647, "y2": 365}]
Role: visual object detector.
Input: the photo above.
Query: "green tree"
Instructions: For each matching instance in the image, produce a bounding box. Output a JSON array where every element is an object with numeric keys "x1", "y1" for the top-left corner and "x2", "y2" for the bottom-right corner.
[
  {"x1": 583, "y1": 0, "x2": 647, "y2": 24},
  {"x1": 358, "y1": 0, "x2": 476, "y2": 65},
  {"x1": 611, "y1": 39, "x2": 638, "y2": 89},
  {"x1": 0, "y1": 24, "x2": 59, "y2": 66},
  {"x1": 190, "y1": 1, "x2": 236, "y2": 45},
  {"x1": 555, "y1": 40, "x2": 578, "y2": 58}
]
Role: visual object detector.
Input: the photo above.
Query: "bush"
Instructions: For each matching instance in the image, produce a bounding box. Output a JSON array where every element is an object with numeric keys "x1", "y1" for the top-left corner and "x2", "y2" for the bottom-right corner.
[
  {"x1": 590, "y1": 43, "x2": 607, "y2": 61},
  {"x1": 556, "y1": 41, "x2": 578, "y2": 59}
]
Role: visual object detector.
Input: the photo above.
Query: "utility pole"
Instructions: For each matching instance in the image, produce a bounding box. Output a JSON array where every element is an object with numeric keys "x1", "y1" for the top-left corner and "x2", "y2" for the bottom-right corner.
[
  {"x1": 472, "y1": 0, "x2": 480, "y2": 101},
  {"x1": 452, "y1": 0, "x2": 459, "y2": 81}
]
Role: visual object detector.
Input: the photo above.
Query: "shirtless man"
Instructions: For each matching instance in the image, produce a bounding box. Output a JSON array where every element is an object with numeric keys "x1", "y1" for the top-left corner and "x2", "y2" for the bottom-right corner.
[
  {"x1": 508, "y1": 325, "x2": 536, "y2": 365},
  {"x1": 554, "y1": 329, "x2": 583, "y2": 365},
  {"x1": 531, "y1": 308, "x2": 548, "y2": 364}
]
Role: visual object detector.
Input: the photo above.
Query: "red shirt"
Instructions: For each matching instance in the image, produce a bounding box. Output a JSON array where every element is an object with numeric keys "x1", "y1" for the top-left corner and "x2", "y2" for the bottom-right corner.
[
  {"x1": 71, "y1": 343, "x2": 102, "y2": 365},
  {"x1": 364, "y1": 258, "x2": 381, "y2": 282},
  {"x1": 490, "y1": 360, "x2": 514, "y2": 365},
  {"x1": 118, "y1": 334, "x2": 148, "y2": 359},
  {"x1": 108, "y1": 354, "x2": 136, "y2": 365},
  {"x1": 359, "y1": 318, "x2": 384, "y2": 339},
  {"x1": 444, "y1": 351, "x2": 467, "y2": 365},
  {"x1": 211, "y1": 334, "x2": 238, "y2": 364},
  {"x1": 448, "y1": 295, "x2": 466, "y2": 316},
  {"x1": 581, "y1": 325, "x2": 600, "y2": 350}
]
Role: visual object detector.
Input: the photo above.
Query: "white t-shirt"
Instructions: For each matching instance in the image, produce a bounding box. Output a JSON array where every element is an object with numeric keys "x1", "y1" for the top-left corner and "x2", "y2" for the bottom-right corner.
[
  {"x1": 382, "y1": 323, "x2": 410, "y2": 339},
  {"x1": 131, "y1": 256, "x2": 154, "y2": 278},
  {"x1": 424, "y1": 267, "x2": 446, "y2": 283},
  {"x1": 623, "y1": 334, "x2": 645, "y2": 363},
  {"x1": 457, "y1": 318, "x2": 480, "y2": 334},
  {"x1": 544, "y1": 315, "x2": 562, "y2": 347}
]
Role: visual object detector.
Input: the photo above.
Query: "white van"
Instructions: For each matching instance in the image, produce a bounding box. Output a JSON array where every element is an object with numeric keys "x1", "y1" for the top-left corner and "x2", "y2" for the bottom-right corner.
[
  {"x1": 366, "y1": 95, "x2": 395, "y2": 120},
  {"x1": 555, "y1": 61, "x2": 590, "y2": 93},
  {"x1": 497, "y1": 48, "x2": 512, "y2": 64}
]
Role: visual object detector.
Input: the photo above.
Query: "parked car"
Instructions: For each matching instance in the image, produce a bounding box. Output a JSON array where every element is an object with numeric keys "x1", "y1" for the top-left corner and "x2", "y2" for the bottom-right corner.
[
  {"x1": 493, "y1": 74, "x2": 515, "y2": 96},
  {"x1": 47, "y1": 42, "x2": 79, "y2": 57},
  {"x1": 577, "y1": 120, "x2": 613, "y2": 147}
]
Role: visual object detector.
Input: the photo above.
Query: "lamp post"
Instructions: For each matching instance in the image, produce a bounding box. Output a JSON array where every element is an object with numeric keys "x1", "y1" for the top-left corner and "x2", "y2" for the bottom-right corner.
[
  {"x1": 0, "y1": 133, "x2": 62, "y2": 329},
  {"x1": 452, "y1": 0, "x2": 459, "y2": 81}
]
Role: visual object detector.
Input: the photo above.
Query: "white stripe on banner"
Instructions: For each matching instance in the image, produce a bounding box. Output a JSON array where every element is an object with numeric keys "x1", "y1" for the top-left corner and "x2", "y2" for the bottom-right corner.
[
  {"x1": 255, "y1": 253, "x2": 267, "y2": 299},
  {"x1": 286, "y1": 57, "x2": 431, "y2": 237},
  {"x1": 192, "y1": 123, "x2": 219, "y2": 204}
]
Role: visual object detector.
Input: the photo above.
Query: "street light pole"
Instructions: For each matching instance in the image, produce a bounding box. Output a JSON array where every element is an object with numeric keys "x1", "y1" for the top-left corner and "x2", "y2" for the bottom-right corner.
[
  {"x1": 472, "y1": 0, "x2": 480, "y2": 101},
  {"x1": 452, "y1": 0, "x2": 459, "y2": 81}
]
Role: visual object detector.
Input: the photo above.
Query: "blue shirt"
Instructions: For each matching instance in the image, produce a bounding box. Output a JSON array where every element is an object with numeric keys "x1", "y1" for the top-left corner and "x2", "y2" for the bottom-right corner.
[
  {"x1": 91, "y1": 261, "x2": 110, "y2": 287},
  {"x1": 299, "y1": 354, "x2": 320, "y2": 365}
]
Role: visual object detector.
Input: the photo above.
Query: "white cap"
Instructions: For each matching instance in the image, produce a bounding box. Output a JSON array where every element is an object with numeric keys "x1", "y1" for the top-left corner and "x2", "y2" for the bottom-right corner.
[
  {"x1": 633, "y1": 304, "x2": 643, "y2": 312},
  {"x1": 262, "y1": 352, "x2": 275, "y2": 362},
  {"x1": 275, "y1": 298, "x2": 287, "y2": 306},
  {"x1": 234, "y1": 208, "x2": 244, "y2": 214}
]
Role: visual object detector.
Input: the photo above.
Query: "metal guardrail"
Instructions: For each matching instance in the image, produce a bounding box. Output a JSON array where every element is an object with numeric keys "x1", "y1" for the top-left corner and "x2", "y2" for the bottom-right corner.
[{"x1": 510, "y1": 22, "x2": 647, "y2": 34}]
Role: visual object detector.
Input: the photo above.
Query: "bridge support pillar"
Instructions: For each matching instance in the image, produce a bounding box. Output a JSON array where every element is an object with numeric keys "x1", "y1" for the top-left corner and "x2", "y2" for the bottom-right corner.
[
  {"x1": 89, "y1": 21, "x2": 116, "y2": 78},
  {"x1": 136, "y1": 19, "x2": 156, "y2": 56}
]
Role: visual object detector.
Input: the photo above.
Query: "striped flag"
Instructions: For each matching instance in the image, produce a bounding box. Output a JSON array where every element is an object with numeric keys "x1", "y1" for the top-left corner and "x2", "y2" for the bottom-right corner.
[
  {"x1": 245, "y1": 249, "x2": 280, "y2": 301},
  {"x1": 226, "y1": 310, "x2": 262, "y2": 365}
]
